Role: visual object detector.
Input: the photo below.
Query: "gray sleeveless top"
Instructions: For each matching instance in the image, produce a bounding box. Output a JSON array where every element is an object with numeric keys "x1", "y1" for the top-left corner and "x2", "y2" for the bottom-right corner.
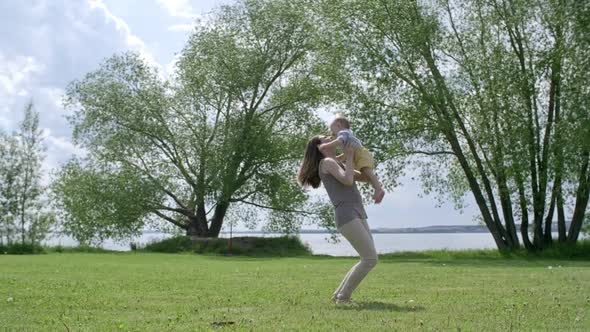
[{"x1": 319, "y1": 159, "x2": 367, "y2": 227}]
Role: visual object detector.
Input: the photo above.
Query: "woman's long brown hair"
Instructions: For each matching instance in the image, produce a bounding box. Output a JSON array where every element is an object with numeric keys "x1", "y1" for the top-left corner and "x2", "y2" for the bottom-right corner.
[{"x1": 298, "y1": 136, "x2": 324, "y2": 188}]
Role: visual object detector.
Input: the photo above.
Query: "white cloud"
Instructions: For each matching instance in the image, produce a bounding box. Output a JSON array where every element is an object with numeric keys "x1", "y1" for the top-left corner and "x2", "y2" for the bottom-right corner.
[
  {"x1": 88, "y1": 0, "x2": 161, "y2": 71},
  {"x1": 42, "y1": 133, "x2": 87, "y2": 185},
  {"x1": 164, "y1": 54, "x2": 182, "y2": 79},
  {"x1": 45, "y1": 134, "x2": 86, "y2": 158},
  {"x1": 156, "y1": 0, "x2": 219, "y2": 33},
  {"x1": 0, "y1": 0, "x2": 161, "y2": 177},
  {"x1": 156, "y1": 0, "x2": 197, "y2": 18},
  {"x1": 0, "y1": 55, "x2": 44, "y2": 96},
  {"x1": 39, "y1": 87, "x2": 65, "y2": 110},
  {"x1": 0, "y1": 54, "x2": 45, "y2": 130}
]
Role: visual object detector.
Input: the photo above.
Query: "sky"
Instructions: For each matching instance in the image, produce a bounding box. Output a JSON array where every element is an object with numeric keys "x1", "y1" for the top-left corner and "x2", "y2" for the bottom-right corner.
[{"x1": 0, "y1": 0, "x2": 481, "y2": 230}]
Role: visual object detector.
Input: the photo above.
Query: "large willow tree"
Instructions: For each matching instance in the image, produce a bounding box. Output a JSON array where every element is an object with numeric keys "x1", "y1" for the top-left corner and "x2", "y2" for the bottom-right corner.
[
  {"x1": 318, "y1": 0, "x2": 589, "y2": 250},
  {"x1": 61, "y1": 0, "x2": 326, "y2": 238}
]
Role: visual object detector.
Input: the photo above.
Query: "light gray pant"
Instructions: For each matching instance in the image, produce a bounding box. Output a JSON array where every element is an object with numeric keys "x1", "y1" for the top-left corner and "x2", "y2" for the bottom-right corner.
[{"x1": 333, "y1": 218, "x2": 378, "y2": 300}]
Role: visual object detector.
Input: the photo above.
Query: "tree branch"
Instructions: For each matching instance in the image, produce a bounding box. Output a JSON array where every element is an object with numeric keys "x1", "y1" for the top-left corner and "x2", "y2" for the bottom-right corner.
[
  {"x1": 235, "y1": 200, "x2": 319, "y2": 216},
  {"x1": 152, "y1": 210, "x2": 186, "y2": 229},
  {"x1": 393, "y1": 150, "x2": 455, "y2": 157}
]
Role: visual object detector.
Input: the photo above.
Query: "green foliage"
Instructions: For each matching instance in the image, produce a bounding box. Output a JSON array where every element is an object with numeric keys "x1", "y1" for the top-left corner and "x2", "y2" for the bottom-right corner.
[
  {"x1": 0, "y1": 103, "x2": 54, "y2": 246},
  {"x1": 520, "y1": 240, "x2": 590, "y2": 260},
  {"x1": 142, "y1": 236, "x2": 193, "y2": 253},
  {"x1": 582, "y1": 213, "x2": 590, "y2": 236},
  {"x1": 43, "y1": 245, "x2": 115, "y2": 254},
  {"x1": 62, "y1": 0, "x2": 328, "y2": 238},
  {"x1": 315, "y1": 0, "x2": 590, "y2": 249},
  {"x1": 142, "y1": 235, "x2": 311, "y2": 256},
  {"x1": 0, "y1": 132, "x2": 21, "y2": 244},
  {"x1": 0, "y1": 242, "x2": 44, "y2": 255},
  {"x1": 52, "y1": 160, "x2": 160, "y2": 246}
]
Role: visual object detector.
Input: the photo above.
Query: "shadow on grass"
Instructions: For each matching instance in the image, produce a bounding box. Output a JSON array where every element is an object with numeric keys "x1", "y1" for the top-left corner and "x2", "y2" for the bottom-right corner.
[{"x1": 335, "y1": 301, "x2": 425, "y2": 312}]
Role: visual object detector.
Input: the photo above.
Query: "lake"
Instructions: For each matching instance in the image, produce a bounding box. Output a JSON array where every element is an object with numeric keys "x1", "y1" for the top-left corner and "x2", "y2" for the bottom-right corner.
[{"x1": 42, "y1": 231, "x2": 551, "y2": 256}]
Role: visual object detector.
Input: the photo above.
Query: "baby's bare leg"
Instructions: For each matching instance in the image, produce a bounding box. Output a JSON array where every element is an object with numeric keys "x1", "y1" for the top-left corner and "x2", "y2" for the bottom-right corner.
[{"x1": 361, "y1": 167, "x2": 385, "y2": 203}]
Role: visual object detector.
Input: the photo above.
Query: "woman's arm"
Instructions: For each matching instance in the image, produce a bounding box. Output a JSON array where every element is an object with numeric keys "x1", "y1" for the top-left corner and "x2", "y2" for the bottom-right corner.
[
  {"x1": 318, "y1": 137, "x2": 343, "y2": 154},
  {"x1": 322, "y1": 146, "x2": 355, "y2": 186}
]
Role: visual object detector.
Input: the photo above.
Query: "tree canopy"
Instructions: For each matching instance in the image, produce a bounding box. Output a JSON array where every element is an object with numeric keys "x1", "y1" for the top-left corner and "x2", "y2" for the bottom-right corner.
[
  {"x1": 58, "y1": 0, "x2": 329, "y2": 239},
  {"x1": 316, "y1": 0, "x2": 590, "y2": 250}
]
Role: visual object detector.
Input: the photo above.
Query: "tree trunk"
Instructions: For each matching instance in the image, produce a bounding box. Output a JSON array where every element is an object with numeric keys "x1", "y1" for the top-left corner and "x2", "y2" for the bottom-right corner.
[
  {"x1": 417, "y1": 44, "x2": 508, "y2": 250},
  {"x1": 494, "y1": 115, "x2": 518, "y2": 248},
  {"x1": 553, "y1": 79, "x2": 566, "y2": 242},
  {"x1": 537, "y1": 32, "x2": 562, "y2": 248},
  {"x1": 497, "y1": 174, "x2": 519, "y2": 248},
  {"x1": 207, "y1": 201, "x2": 230, "y2": 237},
  {"x1": 516, "y1": 174, "x2": 534, "y2": 250},
  {"x1": 186, "y1": 203, "x2": 209, "y2": 237},
  {"x1": 557, "y1": 188, "x2": 567, "y2": 242},
  {"x1": 501, "y1": 12, "x2": 543, "y2": 249},
  {"x1": 186, "y1": 217, "x2": 203, "y2": 237},
  {"x1": 543, "y1": 191, "x2": 556, "y2": 245},
  {"x1": 20, "y1": 171, "x2": 29, "y2": 246},
  {"x1": 552, "y1": 43, "x2": 566, "y2": 243},
  {"x1": 567, "y1": 151, "x2": 590, "y2": 243},
  {"x1": 446, "y1": 132, "x2": 509, "y2": 250}
]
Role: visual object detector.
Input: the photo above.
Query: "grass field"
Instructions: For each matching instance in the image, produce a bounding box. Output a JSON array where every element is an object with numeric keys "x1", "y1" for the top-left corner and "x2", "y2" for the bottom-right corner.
[{"x1": 1, "y1": 252, "x2": 589, "y2": 331}]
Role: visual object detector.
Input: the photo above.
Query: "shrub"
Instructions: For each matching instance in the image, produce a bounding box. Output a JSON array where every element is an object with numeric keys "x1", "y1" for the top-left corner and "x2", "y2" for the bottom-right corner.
[
  {"x1": 43, "y1": 245, "x2": 115, "y2": 253},
  {"x1": 142, "y1": 236, "x2": 193, "y2": 253},
  {"x1": 0, "y1": 243, "x2": 45, "y2": 254},
  {"x1": 142, "y1": 235, "x2": 312, "y2": 256},
  {"x1": 525, "y1": 239, "x2": 590, "y2": 260},
  {"x1": 379, "y1": 240, "x2": 590, "y2": 261}
]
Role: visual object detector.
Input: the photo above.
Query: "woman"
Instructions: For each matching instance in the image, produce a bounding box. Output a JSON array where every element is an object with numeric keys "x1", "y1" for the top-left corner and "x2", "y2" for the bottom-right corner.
[{"x1": 298, "y1": 135, "x2": 378, "y2": 304}]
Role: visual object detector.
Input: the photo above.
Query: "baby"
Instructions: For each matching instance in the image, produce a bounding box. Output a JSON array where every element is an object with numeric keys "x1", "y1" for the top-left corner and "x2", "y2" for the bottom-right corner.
[{"x1": 319, "y1": 115, "x2": 385, "y2": 203}]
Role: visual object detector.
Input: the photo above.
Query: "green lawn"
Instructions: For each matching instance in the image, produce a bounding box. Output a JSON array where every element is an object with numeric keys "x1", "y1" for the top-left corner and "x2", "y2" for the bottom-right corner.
[{"x1": 1, "y1": 253, "x2": 589, "y2": 331}]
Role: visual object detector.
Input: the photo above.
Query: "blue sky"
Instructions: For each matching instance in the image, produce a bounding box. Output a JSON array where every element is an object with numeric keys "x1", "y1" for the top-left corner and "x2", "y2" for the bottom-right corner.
[{"x1": 0, "y1": 0, "x2": 480, "y2": 230}]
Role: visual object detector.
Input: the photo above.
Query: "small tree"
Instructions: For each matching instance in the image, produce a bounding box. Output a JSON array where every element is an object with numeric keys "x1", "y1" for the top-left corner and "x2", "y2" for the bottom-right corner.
[{"x1": 0, "y1": 103, "x2": 54, "y2": 246}]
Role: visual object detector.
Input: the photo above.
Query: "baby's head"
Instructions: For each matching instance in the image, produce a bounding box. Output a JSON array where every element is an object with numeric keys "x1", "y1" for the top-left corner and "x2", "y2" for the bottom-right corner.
[{"x1": 329, "y1": 115, "x2": 350, "y2": 137}]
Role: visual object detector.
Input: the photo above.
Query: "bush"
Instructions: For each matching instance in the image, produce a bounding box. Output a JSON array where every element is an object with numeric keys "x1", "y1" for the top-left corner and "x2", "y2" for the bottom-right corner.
[
  {"x1": 142, "y1": 236, "x2": 193, "y2": 253},
  {"x1": 523, "y1": 240, "x2": 590, "y2": 260},
  {"x1": 44, "y1": 245, "x2": 115, "y2": 253},
  {"x1": 0, "y1": 243, "x2": 45, "y2": 254},
  {"x1": 379, "y1": 240, "x2": 590, "y2": 261},
  {"x1": 142, "y1": 235, "x2": 312, "y2": 256}
]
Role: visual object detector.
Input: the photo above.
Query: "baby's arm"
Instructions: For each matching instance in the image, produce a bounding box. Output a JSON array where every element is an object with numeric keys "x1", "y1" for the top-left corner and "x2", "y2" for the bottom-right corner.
[{"x1": 318, "y1": 137, "x2": 344, "y2": 153}]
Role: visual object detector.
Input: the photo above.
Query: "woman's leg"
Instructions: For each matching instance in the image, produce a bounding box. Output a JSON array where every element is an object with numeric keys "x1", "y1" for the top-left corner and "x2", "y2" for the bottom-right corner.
[
  {"x1": 332, "y1": 270, "x2": 353, "y2": 301},
  {"x1": 333, "y1": 218, "x2": 378, "y2": 301},
  {"x1": 332, "y1": 218, "x2": 376, "y2": 299}
]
